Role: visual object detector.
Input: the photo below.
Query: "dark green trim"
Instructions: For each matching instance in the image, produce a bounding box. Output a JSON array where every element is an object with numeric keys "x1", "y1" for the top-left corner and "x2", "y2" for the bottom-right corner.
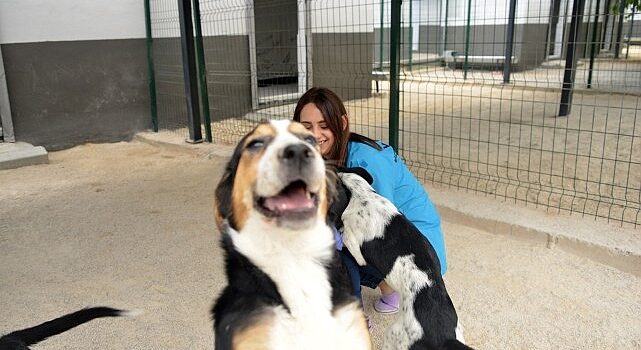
[
  {"x1": 192, "y1": 0, "x2": 212, "y2": 142},
  {"x1": 588, "y1": 0, "x2": 602, "y2": 88},
  {"x1": 614, "y1": 0, "x2": 625, "y2": 59},
  {"x1": 389, "y1": 0, "x2": 402, "y2": 151},
  {"x1": 625, "y1": 8, "x2": 635, "y2": 59},
  {"x1": 463, "y1": 0, "x2": 472, "y2": 80},
  {"x1": 379, "y1": 0, "x2": 384, "y2": 70},
  {"x1": 144, "y1": 0, "x2": 158, "y2": 132},
  {"x1": 444, "y1": 0, "x2": 449, "y2": 52},
  {"x1": 559, "y1": 0, "x2": 586, "y2": 117},
  {"x1": 408, "y1": 0, "x2": 413, "y2": 69},
  {"x1": 503, "y1": 0, "x2": 517, "y2": 83},
  {"x1": 177, "y1": 0, "x2": 203, "y2": 142}
]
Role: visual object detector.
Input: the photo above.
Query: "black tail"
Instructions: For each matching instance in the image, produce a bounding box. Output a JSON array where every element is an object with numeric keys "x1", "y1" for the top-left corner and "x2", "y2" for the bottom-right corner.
[{"x1": 1, "y1": 307, "x2": 126, "y2": 348}]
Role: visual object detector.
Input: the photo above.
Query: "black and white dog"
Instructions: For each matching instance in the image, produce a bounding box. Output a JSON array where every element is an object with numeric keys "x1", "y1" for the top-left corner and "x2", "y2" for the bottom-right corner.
[
  {"x1": 0, "y1": 307, "x2": 130, "y2": 350},
  {"x1": 212, "y1": 120, "x2": 371, "y2": 349},
  {"x1": 330, "y1": 168, "x2": 471, "y2": 350}
]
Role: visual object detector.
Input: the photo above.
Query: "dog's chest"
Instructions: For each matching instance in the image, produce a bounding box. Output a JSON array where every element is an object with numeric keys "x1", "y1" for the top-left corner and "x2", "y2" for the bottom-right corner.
[
  {"x1": 266, "y1": 305, "x2": 369, "y2": 350},
  {"x1": 264, "y1": 252, "x2": 334, "y2": 316},
  {"x1": 231, "y1": 220, "x2": 335, "y2": 313},
  {"x1": 230, "y1": 223, "x2": 368, "y2": 348}
]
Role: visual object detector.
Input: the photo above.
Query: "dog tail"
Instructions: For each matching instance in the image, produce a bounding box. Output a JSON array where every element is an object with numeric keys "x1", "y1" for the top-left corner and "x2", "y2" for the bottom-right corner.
[
  {"x1": 1, "y1": 307, "x2": 134, "y2": 347},
  {"x1": 441, "y1": 339, "x2": 476, "y2": 350}
]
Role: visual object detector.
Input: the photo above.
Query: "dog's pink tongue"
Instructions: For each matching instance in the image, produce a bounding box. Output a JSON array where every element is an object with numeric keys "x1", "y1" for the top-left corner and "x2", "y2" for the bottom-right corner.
[{"x1": 264, "y1": 186, "x2": 313, "y2": 212}]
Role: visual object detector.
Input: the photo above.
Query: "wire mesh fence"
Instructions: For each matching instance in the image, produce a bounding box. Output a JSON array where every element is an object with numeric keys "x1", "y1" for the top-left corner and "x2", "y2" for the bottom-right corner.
[
  {"x1": 148, "y1": 0, "x2": 190, "y2": 140},
  {"x1": 146, "y1": 0, "x2": 640, "y2": 227}
]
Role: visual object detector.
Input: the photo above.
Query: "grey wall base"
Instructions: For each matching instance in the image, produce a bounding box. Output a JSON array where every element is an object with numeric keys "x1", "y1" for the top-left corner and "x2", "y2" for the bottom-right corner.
[
  {"x1": 418, "y1": 25, "x2": 443, "y2": 55},
  {"x1": 445, "y1": 23, "x2": 549, "y2": 70},
  {"x1": 313, "y1": 32, "x2": 374, "y2": 101},
  {"x1": 374, "y1": 27, "x2": 414, "y2": 66},
  {"x1": 2, "y1": 39, "x2": 150, "y2": 150},
  {"x1": 202, "y1": 36, "x2": 252, "y2": 120},
  {"x1": 154, "y1": 36, "x2": 252, "y2": 127}
]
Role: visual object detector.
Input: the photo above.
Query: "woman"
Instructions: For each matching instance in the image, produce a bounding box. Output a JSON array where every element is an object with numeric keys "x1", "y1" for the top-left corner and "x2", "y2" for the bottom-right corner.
[{"x1": 293, "y1": 87, "x2": 447, "y2": 315}]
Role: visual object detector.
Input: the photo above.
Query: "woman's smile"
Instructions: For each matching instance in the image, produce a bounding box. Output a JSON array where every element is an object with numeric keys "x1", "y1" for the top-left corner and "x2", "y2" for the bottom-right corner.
[{"x1": 298, "y1": 103, "x2": 336, "y2": 157}]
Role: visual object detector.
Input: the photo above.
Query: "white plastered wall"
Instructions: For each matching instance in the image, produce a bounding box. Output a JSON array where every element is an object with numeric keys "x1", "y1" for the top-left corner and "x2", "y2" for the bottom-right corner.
[{"x1": 0, "y1": 0, "x2": 146, "y2": 44}]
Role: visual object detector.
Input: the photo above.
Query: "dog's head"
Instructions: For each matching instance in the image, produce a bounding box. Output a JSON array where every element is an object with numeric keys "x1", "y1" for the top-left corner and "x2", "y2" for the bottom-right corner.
[
  {"x1": 215, "y1": 120, "x2": 334, "y2": 232},
  {"x1": 327, "y1": 167, "x2": 373, "y2": 229}
]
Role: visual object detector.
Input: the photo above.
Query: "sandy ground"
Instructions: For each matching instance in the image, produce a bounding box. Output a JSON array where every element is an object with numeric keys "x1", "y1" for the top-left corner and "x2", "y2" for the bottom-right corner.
[{"x1": 1, "y1": 140, "x2": 641, "y2": 349}]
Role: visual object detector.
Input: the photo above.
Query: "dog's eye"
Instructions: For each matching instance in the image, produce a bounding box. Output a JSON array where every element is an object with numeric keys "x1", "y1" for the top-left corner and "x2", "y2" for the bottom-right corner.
[
  {"x1": 246, "y1": 139, "x2": 264, "y2": 150},
  {"x1": 303, "y1": 135, "x2": 317, "y2": 146}
]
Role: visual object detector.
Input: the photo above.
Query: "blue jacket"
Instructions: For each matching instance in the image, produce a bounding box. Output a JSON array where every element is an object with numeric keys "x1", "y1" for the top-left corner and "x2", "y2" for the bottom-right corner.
[{"x1": 346, "y1": 140, "x2": 448, "y2": 275}]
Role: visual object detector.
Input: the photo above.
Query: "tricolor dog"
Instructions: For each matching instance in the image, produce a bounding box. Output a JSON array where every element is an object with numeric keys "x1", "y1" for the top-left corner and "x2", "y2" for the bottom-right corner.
[
  {"x1": 211, "y1": 120, "x2": 371, "y2": 350},
  {"x1": 330, "y1": 168, "x2": 472, "y2": 350}
]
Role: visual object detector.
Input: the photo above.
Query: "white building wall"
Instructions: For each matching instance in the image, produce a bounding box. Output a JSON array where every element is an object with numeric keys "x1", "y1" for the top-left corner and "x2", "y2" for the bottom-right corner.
[
  {"x1": 446, "y1": 0, "x2": 552, "y2": 26},
  {"x1": 310, "y1": 0, "x2": 375, "y2": 33},
  {"x1": 150, "y1": 0, "x2": 251, "y2": 38},
  {"x1": 197, "y1": 0, "x2": 251, "y2": 36},
  {"x1": 370, "y1": 0, "x2": 440, "y2": 29},
  {"x1": 0, "y1": 0, "x2": 255, "y2": 43},
  {"x1": 516, "y1": 0, "x2": 553, "y2": 24},
  {"x1": 308, "y1": 0, "x2": 425, "y2": 32},
  {"x1": 417, "y1": 0, "x2": 443, "y2": 23},
  {"x1": 0, "y1": 0, "x2": 145, "y2": 44}
]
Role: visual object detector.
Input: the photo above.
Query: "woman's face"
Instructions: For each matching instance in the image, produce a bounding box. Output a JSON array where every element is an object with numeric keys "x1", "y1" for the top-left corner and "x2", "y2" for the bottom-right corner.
[{"x1": 299, "y1": 103, "x2": 336, "y2": 157}]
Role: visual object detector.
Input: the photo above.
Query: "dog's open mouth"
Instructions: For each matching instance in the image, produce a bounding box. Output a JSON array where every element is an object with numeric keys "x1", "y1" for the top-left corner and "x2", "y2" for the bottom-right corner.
[{"x1": 257, "y1": 180, "x2": 318, "y2": 219}]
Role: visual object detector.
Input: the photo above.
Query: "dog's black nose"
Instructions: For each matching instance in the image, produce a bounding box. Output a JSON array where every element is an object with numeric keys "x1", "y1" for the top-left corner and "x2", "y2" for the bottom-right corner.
[{"x1": 280, "y1": 143, "x2": 312, "y2": 165}]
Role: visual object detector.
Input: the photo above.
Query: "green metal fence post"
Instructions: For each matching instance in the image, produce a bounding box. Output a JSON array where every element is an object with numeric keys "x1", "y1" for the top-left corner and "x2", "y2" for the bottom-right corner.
[
  {"x1": 587, "y1": 0, "x2": 602, "y2": 88},
  {"x1": 389, "y1": 0, "x2": 402, "y2": 151},
  {"x1": 443, "y1": 0, "x2": 449, "y2": 53},
  {"x1": 408, "y1": 0, "x2": 413, "y2": 69},
  {"x1": 380, "y1": 0, "x2": 385, "y2": 71},
  {"x1": 504, "y1": 0, "x2": 517, "y2": 83},
  {"x1": 144, "y1": 0, "x2": 159, "y2": 132},
  {"x1": 192, "y1": 0, "x2": 212, "y2": 142},
  {"x1": 177, "y1": 0, "x2": 203, "y2": 143},
  {"x1": 559, "y1": 0, "x2": 586, "y2": 116},
  {"x1": 626, "y1": 8, "x2": 635, "y2": 59},
  {"x1": 583, "y1": 0, "x2": 594, "y2": 57},
  {"x1": 463, "y1": 0, "x2": 472, "y2": 80},
  {"x1": 614, "y1": 0, "x2": 625, "y2": 58},
  {"x1": 601, "y1": 0, "x2": 612, "y2": 48}
]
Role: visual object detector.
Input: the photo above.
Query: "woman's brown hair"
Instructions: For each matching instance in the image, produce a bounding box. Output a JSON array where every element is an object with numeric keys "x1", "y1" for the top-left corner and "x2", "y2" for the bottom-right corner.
[{"x1": 293, "y1": 87, "x2": 380, "y2": 165}]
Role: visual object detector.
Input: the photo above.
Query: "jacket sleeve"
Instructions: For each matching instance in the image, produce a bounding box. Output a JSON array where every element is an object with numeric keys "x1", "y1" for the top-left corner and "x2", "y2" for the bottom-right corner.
[{"x1": 349, "y1": 144, "x2": 397, "y2": 203}]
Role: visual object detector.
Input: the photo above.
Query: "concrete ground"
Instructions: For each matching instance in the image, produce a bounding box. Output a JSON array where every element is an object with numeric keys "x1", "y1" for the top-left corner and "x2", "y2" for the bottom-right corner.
[
  {"x1": 0, "y1": 142, "x2": 48, "y2": 170},
  {"x1": 1, "y1": 139, "x2": 641, "y2": 349}
]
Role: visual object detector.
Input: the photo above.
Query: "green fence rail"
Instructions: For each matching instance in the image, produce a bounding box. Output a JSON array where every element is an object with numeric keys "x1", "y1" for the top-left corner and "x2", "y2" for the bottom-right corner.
[{"x1": 146, "y1": 0, "x2": 641, "y2": 227}]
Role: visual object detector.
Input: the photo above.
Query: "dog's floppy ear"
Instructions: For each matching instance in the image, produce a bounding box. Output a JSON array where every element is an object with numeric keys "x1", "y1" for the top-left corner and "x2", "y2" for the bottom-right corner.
[
  {"x1": 214, "y1": 130, "x2": 255, "y2": 231},
  {"x1": 338, "y1": 166, "x2": 373, "y2": 185},
  {"x1": 214, "y1": 158, "x2": 237, "y2": 230}
]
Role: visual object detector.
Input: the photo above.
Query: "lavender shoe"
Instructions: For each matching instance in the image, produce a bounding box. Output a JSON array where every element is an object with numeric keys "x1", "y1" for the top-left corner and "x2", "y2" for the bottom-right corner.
[{"x1": 374, "y1": 291, "x2": 400, "y2": 314}]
